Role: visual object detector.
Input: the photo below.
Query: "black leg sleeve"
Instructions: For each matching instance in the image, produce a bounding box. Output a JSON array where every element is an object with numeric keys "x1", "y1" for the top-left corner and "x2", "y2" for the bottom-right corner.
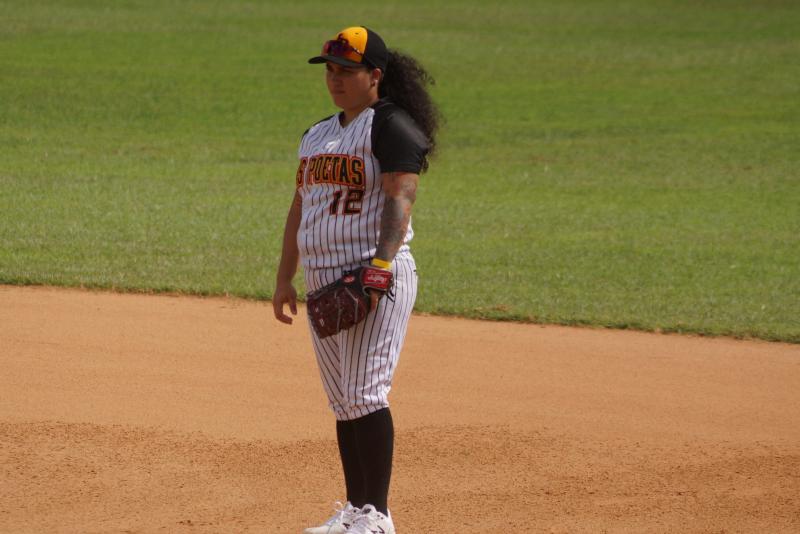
[
  {"x1": 352, "y1": 407, "x2": 394, "y2": 516},
  {"x1": 337, "y1": 419, "x2": 367, "y2": 507}
]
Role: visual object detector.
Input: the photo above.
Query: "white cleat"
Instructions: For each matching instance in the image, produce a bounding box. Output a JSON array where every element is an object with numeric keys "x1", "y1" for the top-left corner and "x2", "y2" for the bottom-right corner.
[
  {"x1": 344, "y1": 504, "x2": 395, "y2": 534},
  {"x1": 304, "y1": 501, "x2": 360, "y2": 534}
]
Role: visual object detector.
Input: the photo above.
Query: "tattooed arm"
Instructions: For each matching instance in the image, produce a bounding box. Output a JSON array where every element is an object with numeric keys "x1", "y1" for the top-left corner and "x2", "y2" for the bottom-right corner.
[
  {"x1": 376, "y1": 171, "x2": 419, "y2": 263},
  {"x1": 368, "y1": 172, "x2": 419, "y2": 310}
]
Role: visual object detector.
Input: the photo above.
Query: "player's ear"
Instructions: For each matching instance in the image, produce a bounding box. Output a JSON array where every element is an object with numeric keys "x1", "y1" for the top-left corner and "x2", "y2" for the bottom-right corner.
[{"x1": 371, "y1": 68, "x2": 383, "y2": 86}]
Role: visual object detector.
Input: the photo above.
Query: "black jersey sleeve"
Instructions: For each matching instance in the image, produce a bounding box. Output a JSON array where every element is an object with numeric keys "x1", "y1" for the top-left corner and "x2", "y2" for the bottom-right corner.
[{"x1": 371, "y1": 99, "x2": 429, "y2": 174}]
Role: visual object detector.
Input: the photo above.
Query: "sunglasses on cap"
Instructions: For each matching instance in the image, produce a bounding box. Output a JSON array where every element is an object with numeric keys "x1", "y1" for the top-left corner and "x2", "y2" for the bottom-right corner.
[{"x1": 321, "y1": 38, "x2": 364, "y2": 64}]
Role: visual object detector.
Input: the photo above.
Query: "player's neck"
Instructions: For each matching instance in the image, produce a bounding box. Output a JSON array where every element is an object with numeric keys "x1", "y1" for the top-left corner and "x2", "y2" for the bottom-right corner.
[{"x1": 340, "y1": 95, "x2": 380, "y2": 127}]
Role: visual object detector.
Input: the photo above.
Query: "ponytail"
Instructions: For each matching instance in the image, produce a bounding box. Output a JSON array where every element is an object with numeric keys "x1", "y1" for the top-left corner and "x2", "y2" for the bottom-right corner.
[{"x1": 378, "y1": 50, "x2": 441, "y2": 172}]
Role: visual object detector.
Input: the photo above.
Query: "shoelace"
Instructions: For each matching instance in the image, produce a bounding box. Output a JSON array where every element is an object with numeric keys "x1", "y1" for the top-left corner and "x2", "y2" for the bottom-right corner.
[{"x1": 325, "y1": 501, "x2": 354, "y2": 526}]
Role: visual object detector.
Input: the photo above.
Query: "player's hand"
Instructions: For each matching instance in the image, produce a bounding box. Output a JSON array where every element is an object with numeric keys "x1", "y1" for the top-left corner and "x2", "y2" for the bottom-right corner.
[{"x1": 273, "y1": 281, "x2": 298, "y2": 324}]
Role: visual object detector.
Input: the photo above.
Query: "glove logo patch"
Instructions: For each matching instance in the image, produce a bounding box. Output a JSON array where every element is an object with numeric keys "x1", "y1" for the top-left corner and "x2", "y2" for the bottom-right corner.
[{"x1": 364, "y1": 271, "x2": 391, "y2": 286}]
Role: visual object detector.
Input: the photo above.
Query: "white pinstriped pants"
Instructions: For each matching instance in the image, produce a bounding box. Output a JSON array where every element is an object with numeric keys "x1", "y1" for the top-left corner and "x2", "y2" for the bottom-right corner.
[{"x1": 304, "y1": 251, "x2": 418, "y2": 421}]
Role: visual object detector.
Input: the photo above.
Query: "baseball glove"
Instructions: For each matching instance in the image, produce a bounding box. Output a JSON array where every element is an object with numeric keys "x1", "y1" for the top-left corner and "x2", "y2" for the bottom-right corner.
[{"x1": 306, "y1": 266, "x2": 394, "y2": 339}]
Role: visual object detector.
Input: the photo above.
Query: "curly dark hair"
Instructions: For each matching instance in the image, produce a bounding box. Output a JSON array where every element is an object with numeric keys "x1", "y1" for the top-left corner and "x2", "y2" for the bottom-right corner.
[{"x1": 378, "y1": 50, "x2": 441, "y2": 172}]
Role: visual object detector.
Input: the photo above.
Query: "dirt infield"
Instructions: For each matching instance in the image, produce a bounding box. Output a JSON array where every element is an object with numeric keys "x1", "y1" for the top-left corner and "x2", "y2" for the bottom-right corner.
[{"x1": 1, "y1": 285, "x2": 799, "y2": 533}]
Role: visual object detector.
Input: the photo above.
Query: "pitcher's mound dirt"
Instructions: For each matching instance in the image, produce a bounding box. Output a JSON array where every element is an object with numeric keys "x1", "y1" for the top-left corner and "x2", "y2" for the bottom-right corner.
[{"x1": 1, "y1": 285, "x2": 798, "y2": 533}]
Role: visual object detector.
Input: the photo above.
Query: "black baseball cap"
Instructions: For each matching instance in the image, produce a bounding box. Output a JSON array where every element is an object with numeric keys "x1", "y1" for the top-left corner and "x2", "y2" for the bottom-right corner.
[{"x1": 308, "y1": 26, "x2": 388, "y2": 72}]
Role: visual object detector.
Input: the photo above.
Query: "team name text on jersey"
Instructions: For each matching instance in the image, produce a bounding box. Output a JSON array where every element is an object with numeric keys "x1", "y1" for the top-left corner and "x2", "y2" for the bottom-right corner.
[{"x1": 296, "y1": 154, "x2": 366, "y2": 190}]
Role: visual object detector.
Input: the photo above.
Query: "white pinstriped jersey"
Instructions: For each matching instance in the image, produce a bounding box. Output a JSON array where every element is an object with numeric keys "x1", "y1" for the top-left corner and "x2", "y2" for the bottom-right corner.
[{"x1": 295, "y1": 99, "x2": 428, "y2": 270}]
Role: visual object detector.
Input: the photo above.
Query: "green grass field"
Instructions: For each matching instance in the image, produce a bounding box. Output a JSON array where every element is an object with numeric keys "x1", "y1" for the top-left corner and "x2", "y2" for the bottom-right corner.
[{"x1": 1, "y1": 0, "x2": 799, "y2": 342}]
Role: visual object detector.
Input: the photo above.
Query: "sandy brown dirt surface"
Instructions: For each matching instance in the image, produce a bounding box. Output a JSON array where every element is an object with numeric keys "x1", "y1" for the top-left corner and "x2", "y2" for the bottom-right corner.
[{"x1": 1, "y1": 285, "x2": 799, "y2": 534}]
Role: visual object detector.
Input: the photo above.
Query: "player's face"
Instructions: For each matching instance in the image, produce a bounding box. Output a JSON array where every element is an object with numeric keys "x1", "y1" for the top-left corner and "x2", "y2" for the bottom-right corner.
[{"x1": 325, "y1": 62, "x2": 379, "y2": 113}]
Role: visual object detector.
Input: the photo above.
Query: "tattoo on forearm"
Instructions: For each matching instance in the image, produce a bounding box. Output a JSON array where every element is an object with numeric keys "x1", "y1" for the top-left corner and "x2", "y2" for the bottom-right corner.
[{"x1": 376, "y1": 185, "x2": 415, "y2": 260}]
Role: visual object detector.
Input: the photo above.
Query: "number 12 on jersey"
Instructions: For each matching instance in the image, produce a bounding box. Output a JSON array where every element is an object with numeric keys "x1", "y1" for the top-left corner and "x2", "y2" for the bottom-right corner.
[{"x1": 329, "y1": 188, "x2": 364, "y2": 215}]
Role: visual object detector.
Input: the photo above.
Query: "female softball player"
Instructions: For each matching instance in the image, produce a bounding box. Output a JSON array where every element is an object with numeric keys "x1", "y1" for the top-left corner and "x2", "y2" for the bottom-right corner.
[{"x1": 272, "y1": 26, "x2": 440, "y2": 534}]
